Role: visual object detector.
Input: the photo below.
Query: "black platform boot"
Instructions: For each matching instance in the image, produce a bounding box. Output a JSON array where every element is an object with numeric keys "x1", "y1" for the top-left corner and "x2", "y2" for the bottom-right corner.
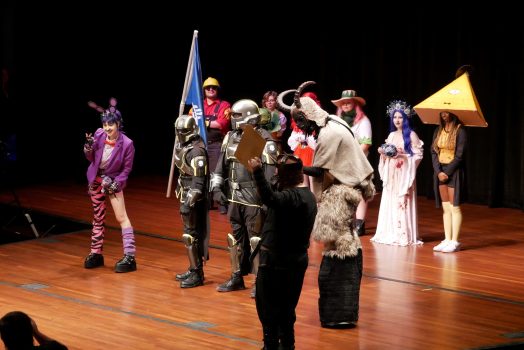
[
  {"x1": 114, "y1": 254, "x2": 137, "y2": 273},
  {"x1": 84, "y1": 253, "x2": 104, "y2": 269}
]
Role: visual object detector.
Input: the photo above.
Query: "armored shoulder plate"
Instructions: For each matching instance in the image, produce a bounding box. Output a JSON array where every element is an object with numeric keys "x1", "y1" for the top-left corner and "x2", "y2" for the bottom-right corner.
[
  {"x1": 190, "y1": 155, "x2": 208, "y2": 177},
  {"x1": 225, "y1": 130, "x2": 242, "y2": 161},
  {"x1": 221, "y1": 132, "x2": 232, "y2": 152},
  {"x1": 262, "y1": 140, "x2": 279, "y2": 165}
]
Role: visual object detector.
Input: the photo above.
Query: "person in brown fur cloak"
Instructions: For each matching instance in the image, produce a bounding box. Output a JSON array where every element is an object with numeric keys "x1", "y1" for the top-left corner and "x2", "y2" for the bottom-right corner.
[{"x1": 277, "y1": 81, "x2": 375, "y2": 328}]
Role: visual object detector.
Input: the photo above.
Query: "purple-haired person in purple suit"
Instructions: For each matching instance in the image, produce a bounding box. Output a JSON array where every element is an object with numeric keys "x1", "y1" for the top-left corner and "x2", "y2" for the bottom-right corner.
[{"x1": 83, "y1": 98, "x2": 137, "y2": 273}]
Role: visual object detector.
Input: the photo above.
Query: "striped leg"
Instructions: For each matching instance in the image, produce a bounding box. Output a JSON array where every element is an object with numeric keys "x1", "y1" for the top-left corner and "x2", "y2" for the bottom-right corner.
[{"x1": 89, "y1": 180, "x2": 106, "y2": 254}]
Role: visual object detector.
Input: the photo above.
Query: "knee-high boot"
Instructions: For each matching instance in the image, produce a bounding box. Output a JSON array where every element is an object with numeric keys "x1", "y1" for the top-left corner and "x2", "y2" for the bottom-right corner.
[
  {"x1": 442, "y1": 202, "x2": 452, "y2": 241},
  {"x1": 442, "y1": 205, "x2": 463, "y2": 253},
  {"x1": 451, "y1": 205, "x2": 462, "y2": 242},
  {"x1": 433, "y1": 202, "x2": 452, "y2": 252}
]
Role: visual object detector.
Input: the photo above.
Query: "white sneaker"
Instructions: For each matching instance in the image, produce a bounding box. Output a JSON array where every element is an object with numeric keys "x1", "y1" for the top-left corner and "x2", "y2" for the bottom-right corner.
[
  {"x1": 441, "y1": 241, "x2": 461, "y2": 253},
  {"x1": 433, "y1": 240, "x2": 450, "y2": 252}
]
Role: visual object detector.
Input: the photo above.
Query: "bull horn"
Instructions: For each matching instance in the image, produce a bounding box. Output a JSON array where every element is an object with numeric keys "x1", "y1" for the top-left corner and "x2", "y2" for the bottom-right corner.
[
  {"x1": 277, "y1": 89, "x2": 297, "y2": 113},
  {"x1": 294, "y1": 81, "x2": 316, "y2": 108}
]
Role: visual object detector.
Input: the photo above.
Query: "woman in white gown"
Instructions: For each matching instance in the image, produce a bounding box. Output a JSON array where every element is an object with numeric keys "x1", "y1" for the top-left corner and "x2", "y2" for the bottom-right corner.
[{"x1": 371, "y1": 100, "x2": 423, "y2": 246}]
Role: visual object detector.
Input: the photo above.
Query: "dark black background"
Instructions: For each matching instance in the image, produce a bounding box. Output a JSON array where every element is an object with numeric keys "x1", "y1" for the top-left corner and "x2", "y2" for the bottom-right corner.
[{"x1": 1, "y1": 3, "x2": 523, "y2": 209}]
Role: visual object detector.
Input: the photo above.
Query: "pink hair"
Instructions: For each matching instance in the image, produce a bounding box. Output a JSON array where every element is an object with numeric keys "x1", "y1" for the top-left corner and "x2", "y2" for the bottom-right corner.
[{"x1": 336, "y1": 102, "x2": 366, "y2": 124}]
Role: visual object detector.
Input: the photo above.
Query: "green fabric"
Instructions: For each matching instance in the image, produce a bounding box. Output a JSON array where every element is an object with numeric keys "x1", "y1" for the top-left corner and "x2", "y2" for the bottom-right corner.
[
  {"x1": 259, "y1": 109, "x2": 281, "y2": 133},
  {"x1": 259, "y1": 108, "x2": 272, "y2": 125},
  {"x1": 340, "y1": 110, "x2": 356, "y2": 126},
  {"x1": 359, "y1": 137, "x2": 372, "y2": 145}
]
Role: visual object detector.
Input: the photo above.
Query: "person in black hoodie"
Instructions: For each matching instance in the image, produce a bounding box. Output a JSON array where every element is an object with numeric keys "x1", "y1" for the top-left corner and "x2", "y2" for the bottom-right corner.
[{"x1": 248, "y1": 154, "x2": 317, "y2": 350}]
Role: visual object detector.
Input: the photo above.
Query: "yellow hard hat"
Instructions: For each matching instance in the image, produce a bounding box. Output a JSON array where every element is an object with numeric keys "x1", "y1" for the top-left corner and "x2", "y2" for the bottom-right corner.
[{"x1": 203, "y1": 77, "x2": 220, "y2": 89}]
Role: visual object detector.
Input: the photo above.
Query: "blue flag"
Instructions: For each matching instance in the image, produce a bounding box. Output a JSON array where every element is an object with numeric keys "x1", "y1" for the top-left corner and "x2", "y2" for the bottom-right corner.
[{"x1": 184, "y1": 32, "x2": 207, "y2": 145}]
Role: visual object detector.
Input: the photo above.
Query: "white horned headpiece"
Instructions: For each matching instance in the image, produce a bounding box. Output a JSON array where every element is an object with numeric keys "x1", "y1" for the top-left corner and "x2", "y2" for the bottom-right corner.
[{"x1": 277, "y1": 81, "x2": 329, "y2": 130}]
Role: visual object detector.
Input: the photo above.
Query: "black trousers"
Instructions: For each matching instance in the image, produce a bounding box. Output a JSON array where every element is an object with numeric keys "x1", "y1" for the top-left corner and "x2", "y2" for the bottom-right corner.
[{"x1": 255, "y1": 253, "x2": 308, "y2": 349}]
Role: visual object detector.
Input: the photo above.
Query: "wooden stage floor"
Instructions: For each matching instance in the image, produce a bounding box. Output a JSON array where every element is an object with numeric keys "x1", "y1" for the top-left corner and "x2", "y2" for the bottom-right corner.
[{"x1": 1, "y1": 175, "x2": 523, "y2": 349}]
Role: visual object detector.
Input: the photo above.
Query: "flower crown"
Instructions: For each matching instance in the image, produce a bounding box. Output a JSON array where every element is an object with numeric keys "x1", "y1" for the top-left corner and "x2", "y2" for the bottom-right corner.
[{"x1": 386, "y1": 100, "x2": 415, "y2": 118}]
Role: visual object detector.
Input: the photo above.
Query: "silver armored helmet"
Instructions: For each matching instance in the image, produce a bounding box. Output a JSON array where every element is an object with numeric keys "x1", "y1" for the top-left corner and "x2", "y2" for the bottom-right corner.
[
  {"x1": 230, "y1": 99, "x2": 261, "y2": 130},
  {"x1": 175, "y1": 115, "x2": 199, "y2": 144}
]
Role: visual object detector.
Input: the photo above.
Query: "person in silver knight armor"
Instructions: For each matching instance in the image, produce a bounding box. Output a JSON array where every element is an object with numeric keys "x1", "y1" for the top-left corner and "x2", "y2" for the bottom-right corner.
[
  {"x1": 210, "y1": 99, "x2": 279, "y2": 295},
  {"x1": 173, "y1": 115, "x2": 210, "y2": 288}
]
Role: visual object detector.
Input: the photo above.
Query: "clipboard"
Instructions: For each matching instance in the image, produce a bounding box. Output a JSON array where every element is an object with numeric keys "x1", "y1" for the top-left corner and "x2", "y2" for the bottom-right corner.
[{"x1": 234, "y1": 125, "x2": 266, "y2": 168}]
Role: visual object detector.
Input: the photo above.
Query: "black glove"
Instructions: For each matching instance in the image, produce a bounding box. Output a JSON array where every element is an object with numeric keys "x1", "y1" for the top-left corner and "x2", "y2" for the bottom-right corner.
[
  {"x1": 101, "y1": 176, "x2": 120, "y2": 194},
  {"x1": 180, "y1": 203, "x2": 191, "y2": 215},
  {"x1": 101, "y1": 176, "x2": 112, "y2": 193},
  {"x1": 84, "y1": 133, "x2": 94, "y2": 151},
  {"x1": 108, "y1": 181, "x2": 121, "y2": 193},
  {"x1": 212, "y1": 189, "x2": 228, "y2": 206}
]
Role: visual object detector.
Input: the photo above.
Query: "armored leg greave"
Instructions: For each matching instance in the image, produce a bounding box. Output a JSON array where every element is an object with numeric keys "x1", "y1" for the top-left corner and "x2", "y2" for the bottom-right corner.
[
  {"x1": 182, "y1": 233, "x2": 202, "y2": 270},
  {"x1": 227, "y1": 232, "x2": 242, "y2": 274},
  {"x1": 216, "y1": 233, "x2": 245, "y2": 292},
  {"x1": 180, "y1": 233, "x2": 204, "y2": 288}
]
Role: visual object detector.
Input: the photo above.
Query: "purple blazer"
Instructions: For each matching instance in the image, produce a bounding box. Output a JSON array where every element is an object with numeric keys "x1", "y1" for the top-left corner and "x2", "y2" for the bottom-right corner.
[{"x1": 85, "y1": 128, "x2": 135, "y2": 191}]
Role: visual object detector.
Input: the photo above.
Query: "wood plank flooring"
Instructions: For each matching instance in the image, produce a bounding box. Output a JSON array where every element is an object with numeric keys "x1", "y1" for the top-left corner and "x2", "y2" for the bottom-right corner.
[{"x1": 1, "y1": 175, "x2": 523, "y2": 349}]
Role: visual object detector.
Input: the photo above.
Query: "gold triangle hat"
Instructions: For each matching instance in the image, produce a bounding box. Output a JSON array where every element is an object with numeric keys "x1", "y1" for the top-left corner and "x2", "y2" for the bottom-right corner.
[{"x1": 414, "y1": 68, "x2": 487, "y2": 127}]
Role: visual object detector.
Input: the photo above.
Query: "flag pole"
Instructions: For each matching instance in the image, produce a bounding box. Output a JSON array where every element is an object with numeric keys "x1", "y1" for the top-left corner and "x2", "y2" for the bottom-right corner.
[{"x1": 166, "y1": 30, "x2": 198, "y2": 198}]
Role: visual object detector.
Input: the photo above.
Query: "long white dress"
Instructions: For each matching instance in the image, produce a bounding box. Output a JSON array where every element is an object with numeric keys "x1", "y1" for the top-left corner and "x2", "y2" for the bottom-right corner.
[{"x1": 371, "y1": 131, "x2": 423, "y2": 246}]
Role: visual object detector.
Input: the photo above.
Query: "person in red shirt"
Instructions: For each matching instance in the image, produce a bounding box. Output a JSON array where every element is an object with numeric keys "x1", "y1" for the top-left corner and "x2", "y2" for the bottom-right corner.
[{"x1": 202, "y1": 77, "x2": 231, "y2": 213}]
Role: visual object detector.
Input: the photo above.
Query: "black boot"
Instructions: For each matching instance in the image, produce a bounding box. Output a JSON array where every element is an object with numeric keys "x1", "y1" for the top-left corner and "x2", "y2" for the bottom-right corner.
[
  {"x1": 216, "y1": 272, "x2": 245, "y2": 292},
  {"x1": 84, "y1": 253, "x2": 104, "y2": 269},
  {"x1": 354, "y1": 219, "x2": 366, "y2": 236},
  {"x1": 175, "y1": 269, "x2": 191, "y2": 281},
  {"x1": 180, "y1": 269, "x2": 204, "y2": 288},
  {"x1": 114, "y1": 254, "x2": 137, "y2": 273}
]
